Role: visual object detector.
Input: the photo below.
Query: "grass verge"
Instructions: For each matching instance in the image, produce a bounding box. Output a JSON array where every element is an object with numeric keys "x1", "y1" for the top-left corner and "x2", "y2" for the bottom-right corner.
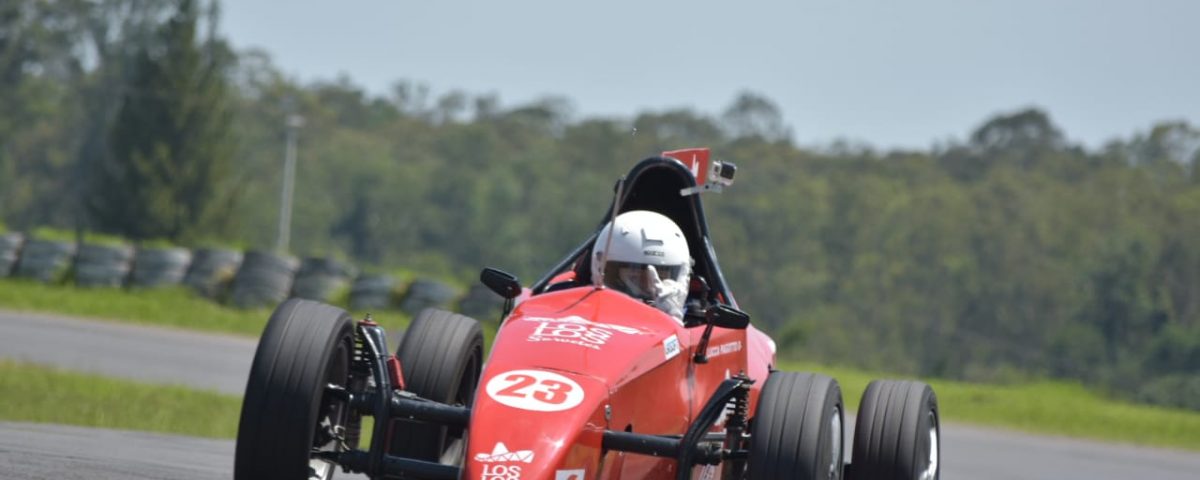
[
  {"x1": 0, "y1": 360, "x2": 241, "y2": 438},
  {"x1": 0, "y1": 279, "x2": 272, "y2": 336},
  {"x1": 0, "y1": 278, "x2": 417, "y2": 336},
  {"x1": 781, "y1": 360, "x2": 1200, "y2": 451}
]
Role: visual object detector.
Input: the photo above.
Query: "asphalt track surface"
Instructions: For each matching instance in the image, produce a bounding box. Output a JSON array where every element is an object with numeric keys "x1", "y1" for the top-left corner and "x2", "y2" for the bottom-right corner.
[{"x1": 3, "y1": 309, "x2": 1199, "y2": 479}]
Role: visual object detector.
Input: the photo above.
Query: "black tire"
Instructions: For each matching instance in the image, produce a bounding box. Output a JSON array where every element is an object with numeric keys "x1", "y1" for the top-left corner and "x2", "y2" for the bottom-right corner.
[
  {"x1": 130, "y1": 247, "x2": 193, "y2": 287},
  {"x1": 349, "y1": 274, "x2": 397, "y2": 310},
  {"x1": 749, "y1": 372, "x2": 845, "y2": 480},
  {"x1": 292, "y1": 257, "x2": 356, "y2": 302},
  {"x1": 15, "y1": 239, "x2": 77, "y2": 283},
  {"x1": 74, "y1": 243, "x2": 134, "y2": 287},
  {"x1": 399, "y1": 279, "x2": 460, "y2": 314},
  {"x1": 235, "y1": 299, "x2": 357, "y2": 480},
  {"x1": 0, "y1": 232, "x2": 25, "y2": 277},
  {"x1": 388, "y1": 308, "x2": 484, "y2": 464},
  {"x1": 230, "y1": 250, "x2": 299, "y2": 308},
  {"x1": 183, "y1": 248, "x2": 242, "y2": 298},
  {"x1": 847, "y1": 380, "x2": 940, "y2": 480}
]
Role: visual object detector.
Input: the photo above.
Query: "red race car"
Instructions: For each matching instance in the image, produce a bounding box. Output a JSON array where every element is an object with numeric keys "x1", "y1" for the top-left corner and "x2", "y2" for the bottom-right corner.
[{"x1": 233, "y1": 151, "x2": 941, "y2": 480}]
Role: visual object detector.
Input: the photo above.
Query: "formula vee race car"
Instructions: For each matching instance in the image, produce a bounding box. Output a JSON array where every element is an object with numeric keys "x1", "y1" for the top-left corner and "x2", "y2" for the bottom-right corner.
[{"x1": 233, "y1": 151, "x2": 941, "y2": 480}]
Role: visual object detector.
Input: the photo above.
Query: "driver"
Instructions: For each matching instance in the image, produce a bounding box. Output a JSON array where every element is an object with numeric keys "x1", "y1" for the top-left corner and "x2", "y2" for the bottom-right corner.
[{"x1": 592, "y1": 210, "x2": 691, "y2": 322}]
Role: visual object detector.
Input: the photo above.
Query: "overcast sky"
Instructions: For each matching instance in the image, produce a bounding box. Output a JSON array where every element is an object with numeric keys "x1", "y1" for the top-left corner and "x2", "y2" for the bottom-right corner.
[{"x1": 219, "y1": 0, "x2": 1199, "y2": 150}]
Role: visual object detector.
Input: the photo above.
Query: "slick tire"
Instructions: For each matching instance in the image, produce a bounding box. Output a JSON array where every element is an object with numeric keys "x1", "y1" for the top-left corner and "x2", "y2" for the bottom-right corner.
[
  {"x1": 389, "y1": 308, "x2": 484, "y2": 463},
  {"x1": 846, "y1": 380, "x2": 940, "y2": 480},
  {"x1": 234, "y1": 299, "x2": 356, "y2": 480},
  {"x1": 749, "y1": 371, "x2": 845, "y2": 480}
]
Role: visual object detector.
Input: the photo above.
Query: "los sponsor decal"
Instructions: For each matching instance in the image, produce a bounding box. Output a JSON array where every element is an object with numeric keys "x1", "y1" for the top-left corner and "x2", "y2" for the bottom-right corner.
[
  {"x1": 481, "y1": 464, "x2": 522, "y2": 480},
  {"x1": 485, "y1": 369, "x2": 585, "y2": 412},
  {"x1": 474, "y1": 442, "x2": 534, "y2": 463},
  {"x1": 525, "y1": 315, "x2": 644, "y2": 350},
  {"x1": 555, "y1": 468, "x2": 586, "y2": 480},
  {"x1": 663, "y1": 334, "x2": 681, "y2": 360}
]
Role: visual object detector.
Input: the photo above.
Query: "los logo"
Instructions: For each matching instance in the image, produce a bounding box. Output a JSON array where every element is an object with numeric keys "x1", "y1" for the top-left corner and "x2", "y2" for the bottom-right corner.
[{"x1": 481, "y1": 464, "x2": 521, "y2": 480}]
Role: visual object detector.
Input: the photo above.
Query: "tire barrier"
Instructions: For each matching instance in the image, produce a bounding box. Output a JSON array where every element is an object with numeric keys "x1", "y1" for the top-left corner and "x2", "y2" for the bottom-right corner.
[
  {"x1": 0, "y1": 232, "x2": 24, "y2": 277},
  {"x1": 130, "y1": 247, "x2": 193, "y2": 288},
  {"x1": 74, "y1": 243, "x2": 135, "y2": 287},
  {"x1": 457, "y1": 284, "x2": 504, "y2": 320},
  {"x1": 230, "y1": 250, "x2": 299, "y2": 309},
  {"x1": 349, "y1": 274, "x2": 397, "y2": 311},
  {"x1": 183, "y1": 248, "x2": 243, "y2": 298},
  {"x1": 399, "y1": 278, "x2": 460, "y2": 315},
  {"x1": 291, "y1": 257, "x2": 357, "y2": 303},
  {"x1": 14, "y1": 239, "x2": 77, "y2": 283}
]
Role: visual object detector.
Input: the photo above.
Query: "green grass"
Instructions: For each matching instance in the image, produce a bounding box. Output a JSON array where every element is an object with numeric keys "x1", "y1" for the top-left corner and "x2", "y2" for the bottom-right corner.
[
  {"x1": 0, "y1": 279, "x2": 273, "y2": 336},
  {"x1": 0, "y1": 278, "x2": 420, "y2": 336},
  {"x1": 81, "y1": 231, "x2": 130, "y2": 247},
  {"x1": 28, "y1": 226, "x2": 76, "y2": 242},
  {"x1": 0, "y1": 360, "x2": 241, "y2": 438},
  {"x1": 781, "y1": 360, "x2": 1200, "y2": 450}
]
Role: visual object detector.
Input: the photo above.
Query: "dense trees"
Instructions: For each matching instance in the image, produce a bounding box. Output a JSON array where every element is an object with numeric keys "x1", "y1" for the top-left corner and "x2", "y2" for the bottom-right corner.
[
  {"x1": 2, "y1": 0, "x2": 1199, "y2": 410},
  {"x1": 87, "y1": 0, "x2": 236, "y2": 241}
]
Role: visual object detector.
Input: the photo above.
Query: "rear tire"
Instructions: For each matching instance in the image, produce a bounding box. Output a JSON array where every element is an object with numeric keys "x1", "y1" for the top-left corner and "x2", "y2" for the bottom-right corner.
[
  {"x1": 234, "y1": 299, "x2": 356, "y2": 480},
  {"x1": 748, "y1": 372, "x2": 844, "y2": 480},
  {"x1": 388, "y1": 308, "x2": 484, "y2": 464},
  {"x1": 847, "y1": 380, "x2": 940, "y2": 480}
]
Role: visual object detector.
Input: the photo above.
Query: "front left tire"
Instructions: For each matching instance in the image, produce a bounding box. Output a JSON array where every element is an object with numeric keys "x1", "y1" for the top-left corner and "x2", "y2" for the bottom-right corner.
[{"x1": 748, "y1": 371, "x2": 845, "y2": 480}]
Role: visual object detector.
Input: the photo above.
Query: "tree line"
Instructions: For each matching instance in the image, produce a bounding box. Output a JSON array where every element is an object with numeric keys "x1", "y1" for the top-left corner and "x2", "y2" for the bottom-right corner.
[{"x1": 2, "y1": 0, "x2": 1199, "y2": 409}]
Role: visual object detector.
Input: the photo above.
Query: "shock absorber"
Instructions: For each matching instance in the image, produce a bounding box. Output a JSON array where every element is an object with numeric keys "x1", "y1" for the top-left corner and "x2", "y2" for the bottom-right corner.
[
  {"x1": 344, "y1": 315, "x2": 376, "y2": 448},
  {"x1": 722, "y1": 372, "x2": 752, "y2": 480}
]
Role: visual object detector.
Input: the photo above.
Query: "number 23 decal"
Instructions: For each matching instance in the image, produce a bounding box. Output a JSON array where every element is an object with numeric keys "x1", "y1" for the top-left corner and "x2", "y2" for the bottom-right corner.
[{"x1": 485, "y1": 369, "x2": 585, "y2": 412}]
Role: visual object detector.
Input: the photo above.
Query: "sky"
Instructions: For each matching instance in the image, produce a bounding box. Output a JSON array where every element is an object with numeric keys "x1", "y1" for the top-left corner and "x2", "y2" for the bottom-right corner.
[{"x1": 219, "y1": 0, "x2": 1199, "y2": 151}]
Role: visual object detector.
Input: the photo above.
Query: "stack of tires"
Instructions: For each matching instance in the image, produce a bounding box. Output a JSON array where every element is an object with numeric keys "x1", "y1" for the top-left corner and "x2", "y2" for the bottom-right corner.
[
  {"x1": 74, "y1": 243, "x2": 135, "y2": 287},
  {"x1": 230, "y1": 250, "x2": 299, "y2": 309},
  {"x1": 399, "y1": 278, "x2": 460, "y2": 315},
  {"x1": 291, "y1": 257, "x2": 356, "y2": 303},
  {"x1": 14, "y1": 238, "x2": 77, "y2": 283},
  {"x1": 0, "y1": 232, "x2": 23, "y2": 277},
  {"x1": 457, "y1": 284, "x2": 504, "y2": 320},
  {"x1": 184, "y1": 248, "x2": 243, "y2": 298},
  {"x1": 130, "y1": 247, "x2": 193, "y2": 287},
  {"x1": 349, "y1": 274, "x2": 397, "y2": 311}
]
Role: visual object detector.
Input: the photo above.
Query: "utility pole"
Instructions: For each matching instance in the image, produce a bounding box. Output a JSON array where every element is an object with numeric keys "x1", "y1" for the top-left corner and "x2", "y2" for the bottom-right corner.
[{"x1": 276, "y1": 110, "x2": 304, "y2": 253}]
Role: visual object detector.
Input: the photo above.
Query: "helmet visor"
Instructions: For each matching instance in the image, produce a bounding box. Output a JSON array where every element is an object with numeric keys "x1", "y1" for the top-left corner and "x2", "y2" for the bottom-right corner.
[{"x1": 603, "y1": 261, "x2": 685, "y2": 300}]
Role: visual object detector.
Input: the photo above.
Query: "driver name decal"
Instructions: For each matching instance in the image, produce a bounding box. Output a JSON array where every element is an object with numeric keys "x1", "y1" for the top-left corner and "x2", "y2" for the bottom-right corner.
[
  {"x1": 485, "y1": 369, "x2": 585, "y2": 412},
  {"x1": 706, "y1": 341, "x2": 742, "y2": 359},
  {"x1": 525, "y1": 315, "x2": 643, "y2": 350}
]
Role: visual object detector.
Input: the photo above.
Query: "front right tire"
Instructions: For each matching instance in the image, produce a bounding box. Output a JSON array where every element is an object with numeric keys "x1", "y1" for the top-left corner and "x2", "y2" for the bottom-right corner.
[
  {"x1": 388, "y1": 308, "x2": 484, "y2": 465},
  {"x1": 846, "y1": 380, "x2": 940, "y2": 480},
  {"x1": 234, "y1": 299, "x2": 357, "y2": 480}
]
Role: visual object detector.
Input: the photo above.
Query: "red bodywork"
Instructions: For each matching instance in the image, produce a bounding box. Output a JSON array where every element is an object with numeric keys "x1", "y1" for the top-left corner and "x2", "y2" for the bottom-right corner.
[
  {"x1": 459, "y1": 152, "x2": 772, "y2": 480},
  {"x1": 464, "y1": 289, "x2": 775, "y2": 480}
]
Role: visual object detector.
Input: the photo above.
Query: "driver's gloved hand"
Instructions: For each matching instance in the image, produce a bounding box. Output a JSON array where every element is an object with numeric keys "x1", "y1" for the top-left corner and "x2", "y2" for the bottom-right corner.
[{"x1": 646, "y1": 266, "x2": 687, "y2": 323}]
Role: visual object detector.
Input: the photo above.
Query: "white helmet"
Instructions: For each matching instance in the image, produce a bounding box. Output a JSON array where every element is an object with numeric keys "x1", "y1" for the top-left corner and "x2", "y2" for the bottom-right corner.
[{"x1": 592, "y1": 210, "x2": 691, "y2": 318}]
